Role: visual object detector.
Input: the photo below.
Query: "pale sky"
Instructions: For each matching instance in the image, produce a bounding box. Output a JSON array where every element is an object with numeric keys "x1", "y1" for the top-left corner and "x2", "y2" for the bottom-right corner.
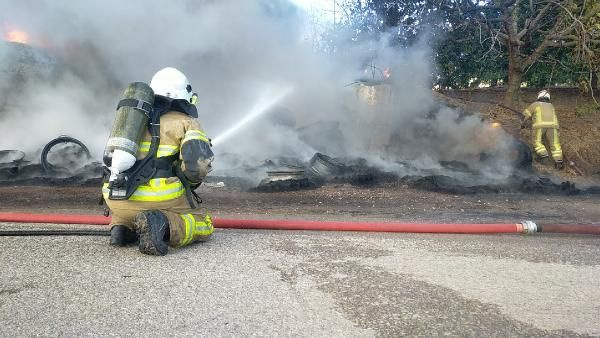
[
  {"x1": 289, "y1": 0, "x2": 333, "y2": 11},
  {"x1": 289, "y1": 0, "x2": 338, "y2": 22}
]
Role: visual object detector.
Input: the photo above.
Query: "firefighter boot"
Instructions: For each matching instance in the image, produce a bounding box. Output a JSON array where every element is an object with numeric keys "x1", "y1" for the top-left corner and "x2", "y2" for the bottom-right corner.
[
  {"x1": 536, "y1": 154, "x2": 550, "y2": 165},
  {"x1": 135, "y1": 210, "x2": 170, "y2": 256},
  {"x1": 109, "y1": 225, "x2": 138, "y2": 246}
]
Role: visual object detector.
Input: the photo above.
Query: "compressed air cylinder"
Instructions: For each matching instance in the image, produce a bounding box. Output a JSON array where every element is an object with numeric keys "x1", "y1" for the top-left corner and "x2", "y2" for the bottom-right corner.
[{"x1": 103, "y1": 82, "x2": 154, "y2": 178}]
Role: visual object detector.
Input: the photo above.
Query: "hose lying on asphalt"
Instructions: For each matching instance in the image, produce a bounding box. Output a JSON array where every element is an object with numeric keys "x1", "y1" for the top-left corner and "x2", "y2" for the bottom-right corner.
[{"x1": 0, "y1": 212, "x2": 598, "y2": 236}]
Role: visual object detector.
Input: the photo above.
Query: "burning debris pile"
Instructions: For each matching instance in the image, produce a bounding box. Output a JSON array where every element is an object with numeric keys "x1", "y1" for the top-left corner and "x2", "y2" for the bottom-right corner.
[
  {"x1": 2, "y1": 140, "x2": 597, "y2": 196},
  {"x1": 0, "y1": 136, "x2": 102, "y2": 186},
  {"x1": 252, "y1": 153, "x2": 397, "y2": 192},
  {"x1": 210, "y1": 151, "x2": 596, "y2": 196}
]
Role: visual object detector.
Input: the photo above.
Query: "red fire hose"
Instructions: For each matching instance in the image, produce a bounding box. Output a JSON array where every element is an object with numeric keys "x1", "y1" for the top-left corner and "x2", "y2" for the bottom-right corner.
[
  {"x1": 538, "y1": 224, "x2": 600, "y2": 235},
  {"x1": 215, "y1": 218, "x2": 521, "y2": 233},
  {"x1": 0, "y1": 212, "x2": 598, "y2": 235}
]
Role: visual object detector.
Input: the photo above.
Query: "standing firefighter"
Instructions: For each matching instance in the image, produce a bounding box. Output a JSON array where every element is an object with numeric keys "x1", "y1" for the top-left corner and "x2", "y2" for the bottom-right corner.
[
  {"x1": 522, "y1": 90, "x2": 563, "y2": 169},
  {"x1": 102, "y1": 67, "x2": 214, "y2": 256}
]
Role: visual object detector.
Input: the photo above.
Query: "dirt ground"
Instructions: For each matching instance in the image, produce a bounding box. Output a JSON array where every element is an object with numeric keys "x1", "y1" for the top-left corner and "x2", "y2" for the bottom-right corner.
[
  {"x1": 438, "y1": 88, "x2": 600, "y2": 178},
  {"x1": 1, "y1": 183, "x2": 599, "y2": 225}
]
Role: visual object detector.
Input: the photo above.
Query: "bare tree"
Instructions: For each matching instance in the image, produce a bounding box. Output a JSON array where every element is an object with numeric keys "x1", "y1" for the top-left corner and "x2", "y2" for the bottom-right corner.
[{"x1": 452, "y1": 0, "x2": 600, "y2": 105}]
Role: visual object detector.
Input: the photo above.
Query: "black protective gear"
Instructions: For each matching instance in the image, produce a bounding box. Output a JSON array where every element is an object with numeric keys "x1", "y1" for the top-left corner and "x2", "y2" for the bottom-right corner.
[
  {"x1": 536, "y1": 154, "x2": 550, "y2": 165},
  {"x1": 537, "y1": 97, "x2": 551, "y2": 103},
  {"x1": 153, "y1": 95, "x2": 198, "y2": 118},
  {"x1": 104, "y1": 83, "x2": 160, "y2": 201},
  {"x1": 109, "y1": 225, "x2": 138, "y2": 246},
  {"x1": 181, "y1": 139, "x2": 214, "y2": 184},
  {"x1": 135, "y1": 210, "x2": 170, "y2": 256}
]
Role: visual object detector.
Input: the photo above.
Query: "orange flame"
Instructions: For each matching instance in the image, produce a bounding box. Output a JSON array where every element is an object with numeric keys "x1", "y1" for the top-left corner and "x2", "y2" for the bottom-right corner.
[{"x1": 4, "y1": 29, "x2": 29, "y2": 44}]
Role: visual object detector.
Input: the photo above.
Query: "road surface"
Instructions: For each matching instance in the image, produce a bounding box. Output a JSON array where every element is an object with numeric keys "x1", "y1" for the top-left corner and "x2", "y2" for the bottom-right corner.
[{"x1": 1, "y1": 221, "x2": 599, "y2": 336}]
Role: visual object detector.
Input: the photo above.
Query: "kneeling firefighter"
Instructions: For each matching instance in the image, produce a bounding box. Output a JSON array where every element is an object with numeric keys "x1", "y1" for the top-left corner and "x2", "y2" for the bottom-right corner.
[{"x1": 102, "y1": 67, "x2": 214, "y2": 256}]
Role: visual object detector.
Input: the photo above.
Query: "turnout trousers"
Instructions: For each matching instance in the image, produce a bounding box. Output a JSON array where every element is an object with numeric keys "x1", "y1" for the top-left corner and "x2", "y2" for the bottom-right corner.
[
  {"x1": 105, "y1": 194, "x2": 213, "y2": 247},
  {"x1": 532, "y1": 127, "x2": 563, "y2": 162}
]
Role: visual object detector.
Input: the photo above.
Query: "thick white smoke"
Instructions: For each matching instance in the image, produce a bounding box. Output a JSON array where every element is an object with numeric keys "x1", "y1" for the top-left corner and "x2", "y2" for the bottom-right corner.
[{"x1": 0, "y1": 0, "x2": 517, "y2": 182}]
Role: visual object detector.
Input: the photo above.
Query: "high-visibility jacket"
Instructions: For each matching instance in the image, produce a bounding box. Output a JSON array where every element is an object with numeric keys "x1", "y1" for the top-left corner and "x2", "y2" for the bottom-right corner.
[
  {"x1": 102, "y1": 110, "x2": 213, "y2": 202},
  {"x1": 523, "y1": 101, "x2": 559, "y2": 129}
]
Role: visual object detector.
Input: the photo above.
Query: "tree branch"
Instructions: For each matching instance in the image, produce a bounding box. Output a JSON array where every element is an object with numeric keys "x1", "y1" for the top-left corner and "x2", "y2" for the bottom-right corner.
[
  {"x1": 522, "y1": 38, "x2": 554, "y2": 70},
  {"x1": 517, "y1": 2, "x2": 555, "y2": 39}
]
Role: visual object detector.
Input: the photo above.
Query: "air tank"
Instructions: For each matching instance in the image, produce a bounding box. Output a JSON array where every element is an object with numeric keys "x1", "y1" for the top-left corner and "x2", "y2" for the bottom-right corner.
[{"x1": 103, "y1": 82, "x2": 154, "y2": 182}]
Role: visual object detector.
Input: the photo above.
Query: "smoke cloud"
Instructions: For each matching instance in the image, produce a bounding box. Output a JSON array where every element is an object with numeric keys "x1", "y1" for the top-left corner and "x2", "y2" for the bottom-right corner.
[{"x1": 0, "y1": 0, "x2": 518, "y2": 182}]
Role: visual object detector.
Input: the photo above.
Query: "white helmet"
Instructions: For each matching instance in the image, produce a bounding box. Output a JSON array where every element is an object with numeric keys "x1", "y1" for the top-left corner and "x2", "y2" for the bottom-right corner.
[
  {"x1": 150, "y1": 67, "x2": 193, "y2": 101},
  {"x1": 537, "y1": 89, "x2": 550, "y2": 100}
]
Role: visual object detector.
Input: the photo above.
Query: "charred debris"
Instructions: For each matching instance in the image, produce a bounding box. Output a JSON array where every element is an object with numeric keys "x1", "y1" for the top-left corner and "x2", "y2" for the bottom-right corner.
[
  {"x1": 1, "y1": 137, "x2": 598, "y2": 195},
  {"x1": 245, "y1": 152, "x2": 598, "y2": 195},
  {"x1": 0, "y1": 136, "x2": 103, "y2": 186}
]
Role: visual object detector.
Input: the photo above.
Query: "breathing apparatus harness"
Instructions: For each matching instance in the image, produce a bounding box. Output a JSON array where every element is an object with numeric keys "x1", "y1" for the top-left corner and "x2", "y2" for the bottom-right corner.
[
  {"x1": 102, "y1": 96, "x2": 201, "y2": 211},
  {"x1": 103, "y1": 97, "x2": 161, "y2": 200}
]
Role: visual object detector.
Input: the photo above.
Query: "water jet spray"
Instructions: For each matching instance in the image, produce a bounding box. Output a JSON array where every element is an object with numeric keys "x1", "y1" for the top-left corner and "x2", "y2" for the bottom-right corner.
[{"x1": 211, "y1": 86, "x2": 294, "y2": 146}]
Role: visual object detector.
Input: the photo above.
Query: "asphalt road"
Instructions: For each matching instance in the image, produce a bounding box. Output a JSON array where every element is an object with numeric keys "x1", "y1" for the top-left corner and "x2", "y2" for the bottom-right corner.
[{"x1": 1, "y1": 223, "x2": 599, "y2": 336}]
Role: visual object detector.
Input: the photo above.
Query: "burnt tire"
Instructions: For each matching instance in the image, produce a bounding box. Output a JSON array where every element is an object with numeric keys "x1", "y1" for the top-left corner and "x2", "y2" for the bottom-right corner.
[
  {"x1": 41, "y1": 135, "x2": 91, "y2": 173},
  {"x1": 513, "y1": 139, "x2": 533, "y2": 172}
]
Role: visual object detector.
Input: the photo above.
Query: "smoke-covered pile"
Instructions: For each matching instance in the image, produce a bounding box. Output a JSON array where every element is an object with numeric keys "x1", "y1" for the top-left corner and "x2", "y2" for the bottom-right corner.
[{"x1": 0, "y1": 0, "x2": 519, "y2": 184}]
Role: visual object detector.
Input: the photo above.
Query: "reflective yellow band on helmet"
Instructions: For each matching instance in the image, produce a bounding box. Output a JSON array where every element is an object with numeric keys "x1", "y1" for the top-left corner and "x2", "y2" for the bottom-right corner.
[
  {"x1": 102, "y1": 178, "x2": 184, "y2": 201},
  {"x1": 138, "y1": 142, "x2": 179, "y2": 157},
  {"x1": 182, "y1": 130, "x2": 210, "y2": 144}
]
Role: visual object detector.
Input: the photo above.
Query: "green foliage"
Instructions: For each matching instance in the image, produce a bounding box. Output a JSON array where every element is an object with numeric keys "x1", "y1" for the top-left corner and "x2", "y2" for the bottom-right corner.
[
  {"x1": 322, "y1": 0, "x2": 599, "y2": 92},
  {"x1": 523, "y1": 49, "x2": 581, "y2": 87},
  {"x1": 575, "y1": 102, "x2": 600, "y2": 117}
]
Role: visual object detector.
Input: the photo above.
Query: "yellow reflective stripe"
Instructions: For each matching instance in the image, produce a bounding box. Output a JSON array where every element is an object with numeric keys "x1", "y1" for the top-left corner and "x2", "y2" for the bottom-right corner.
[
  {"x1": 551, "y1": 130, "x2": 562, "y2": 158},
  {"x1": 532, "y1": 122, "x2": 558, "y2": 128},
  {"x1": 532, "y1": 129, "x2": 547, "y2": 155},
  {"x1": 102, "y1": 184, "x2": 109, "y2": 199},
  {"x1": 523, "y1": 109, "x2": 532, "y2": 119},
  {"x1": 130, "y1": 182, "x2": 184, "y2": 201},
  {"x1": 102, "y1": 179, "x2": 184, "y2": 201},
  {"x1": 138, "y1": 142, "x2": 179, "y2": 157},
  {"x1": 534, "y1": 106, "x2": 542, "y2": 124},
  {"x1": 176, "y1": 214, "x2": 214, "y2": 247},
  {"x1": 178, "y1": 214, "x2": 195, "y2": 247},
  {"x1": 186, "y1": 130, "x2": 206, "y2": 137},
  {"x1": 552, "y1": 130, "x2": 562, "y2": 151},
  {"x1": 182, "y1": 130, "x2": 210, "y2": 144},
  {"x1": 128, "y1": 191, "x2": 184, "y2": 201},
  {"x1": 194, "y1": 214, "x2": 214, "y2": 236}
]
